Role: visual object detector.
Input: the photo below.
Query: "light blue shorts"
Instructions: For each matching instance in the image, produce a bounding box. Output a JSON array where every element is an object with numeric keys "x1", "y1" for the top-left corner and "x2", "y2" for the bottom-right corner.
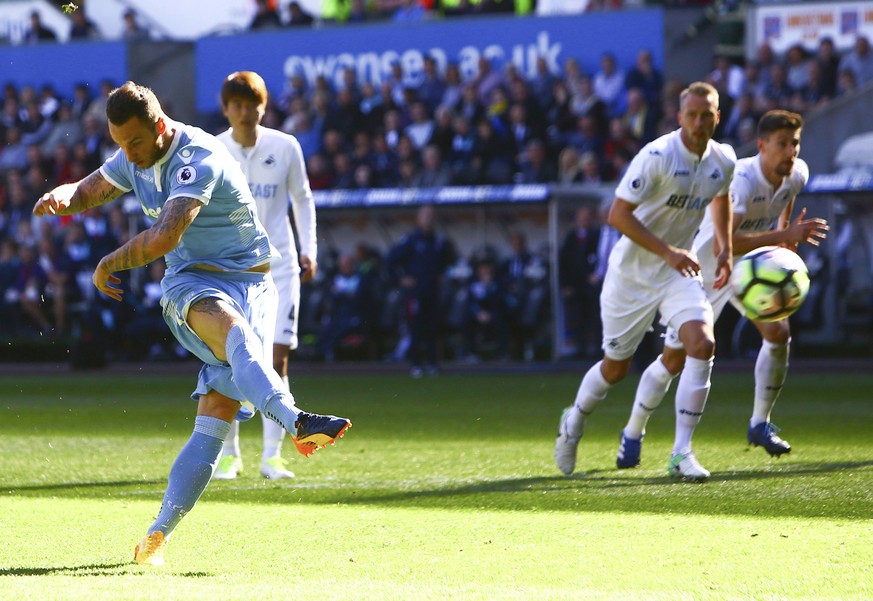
[{"x1": 160, "y1": 268, "x2": 277, "y2": 403}]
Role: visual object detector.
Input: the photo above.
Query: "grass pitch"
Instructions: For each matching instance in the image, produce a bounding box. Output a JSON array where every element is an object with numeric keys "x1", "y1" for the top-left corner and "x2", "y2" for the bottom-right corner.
[{"x1": 0, "y1": 364, "x2": 871, "y2": 600}]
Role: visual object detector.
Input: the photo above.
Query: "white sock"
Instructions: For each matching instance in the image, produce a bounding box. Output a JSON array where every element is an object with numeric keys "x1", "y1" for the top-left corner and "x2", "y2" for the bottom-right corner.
[
  {"x1": 673, "y1": 356, "x2": 713, "y2": 455},
  {"x1": 262, "y1": 375, "x2": 290, "y2": 460},
  {"x1": 566, "y1": 361, "x2": 612, "y2": 437},
  {"x1": 222, "y1": 419, "x2": 241, "y2": 457},
  {"x1": 751, "y1": 339, "x2": 790, "y2": 427},
  {"x1": 624, "y1": 356, "x2": 676, "y2": 439}
]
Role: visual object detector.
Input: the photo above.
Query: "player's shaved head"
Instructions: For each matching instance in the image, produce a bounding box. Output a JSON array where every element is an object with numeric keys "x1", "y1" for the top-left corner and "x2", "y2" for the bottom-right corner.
[
  {"x1": 221, "y1": 71, "x2": 268, "y2": 107},
  {"x1": 106, "y1": 81, "x2": 163, "y2": 128}
]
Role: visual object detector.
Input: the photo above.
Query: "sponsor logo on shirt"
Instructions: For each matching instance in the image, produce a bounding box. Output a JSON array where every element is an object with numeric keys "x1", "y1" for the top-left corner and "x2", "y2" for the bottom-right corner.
[
  {"x1": 665, "y1": 194, "x2": 711, "y2": 211},
  {"x1": 752, "y1": 195, "x2": 766, "y2": 203},
  {"x1": 673, "y1": 170, "x2": 690, "y2": 177}
]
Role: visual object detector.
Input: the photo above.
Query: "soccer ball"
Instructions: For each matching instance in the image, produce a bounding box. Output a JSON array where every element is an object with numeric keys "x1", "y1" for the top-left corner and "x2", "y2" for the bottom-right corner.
[{"x1": 730, "y1": 246, "x2": 810, "y2": 322}]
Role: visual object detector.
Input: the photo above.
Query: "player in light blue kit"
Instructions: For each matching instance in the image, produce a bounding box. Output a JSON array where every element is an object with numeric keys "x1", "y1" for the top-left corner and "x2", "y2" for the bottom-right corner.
[
  {"x1": 33, "y1": 82, "x2": 351, "y2": 566},
  {"x1": 616, "y1": 110, "x2": 828, "y2": 469},
  {"x1": 214, "y1": 71, "x2": 318, "y2": 481}
]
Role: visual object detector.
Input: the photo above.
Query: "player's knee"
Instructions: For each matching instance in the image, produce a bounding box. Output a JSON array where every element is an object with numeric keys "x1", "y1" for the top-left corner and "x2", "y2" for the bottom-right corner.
[
  {"x1": 761, "y1": 321, "x2": 790, "y2": 346},
  {"x1": 601, "y1": 357, "x2": 631, "y2": 383},
  {"x1": 684, "y1": 335, "x2": 715, "y2": 360},
  {"x1": 661, "y1": 349, "x2": 687, "y2": 375},
  {"x1": 197, "y1": 390, "x2": 240, "y2": 422}
]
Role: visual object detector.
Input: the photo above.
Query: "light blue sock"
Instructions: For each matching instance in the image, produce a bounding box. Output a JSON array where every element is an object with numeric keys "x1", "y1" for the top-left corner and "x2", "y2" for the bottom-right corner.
[
  {"x1": 225, "y1": 324, "x2": 299, "y2": 433},
  {"x1": 149, "y1": 416, "x2": 231, "y2": 537}
]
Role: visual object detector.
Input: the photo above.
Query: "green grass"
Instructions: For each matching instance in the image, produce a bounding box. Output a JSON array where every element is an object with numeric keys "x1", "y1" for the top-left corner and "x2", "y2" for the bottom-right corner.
[{"x1": 1, "y1": 367, "x2": 871, "y2": 600}]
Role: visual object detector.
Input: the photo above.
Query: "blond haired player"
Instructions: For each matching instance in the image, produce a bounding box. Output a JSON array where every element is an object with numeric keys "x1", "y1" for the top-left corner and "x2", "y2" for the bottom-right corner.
[
  {"x1": 616, "y1": 110, "x2": 828, "y2": 470},
  {"x1": 554, "y1": 82, "x2": 735, "y2": 481}
]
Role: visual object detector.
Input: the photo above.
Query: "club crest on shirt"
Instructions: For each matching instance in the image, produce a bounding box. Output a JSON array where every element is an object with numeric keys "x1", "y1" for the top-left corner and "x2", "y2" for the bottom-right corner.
[
  {"x1": 263, "y1": 154, "x2": 277, "y2": 167},
  {"x1": 176, "y1": 165, "x2": 197, "y2": 185}
]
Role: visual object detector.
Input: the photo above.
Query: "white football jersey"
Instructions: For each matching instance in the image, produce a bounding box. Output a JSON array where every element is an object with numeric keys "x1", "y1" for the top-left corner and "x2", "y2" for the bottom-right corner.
[
  {"x1": 610, "y1": 129, "x2": 736, "y2": 284},
  {"x1": 217, "y1": 125, "x2": 316, "y2": 274},
  {"x1": 694, "y1": 154, "x2": 809, "y2": 285}
]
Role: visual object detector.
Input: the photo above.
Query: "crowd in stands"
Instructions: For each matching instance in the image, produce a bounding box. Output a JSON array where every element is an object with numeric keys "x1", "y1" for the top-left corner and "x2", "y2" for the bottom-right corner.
[{"x1": 1, "y1": 24, "x2": 870, "y2": 361}]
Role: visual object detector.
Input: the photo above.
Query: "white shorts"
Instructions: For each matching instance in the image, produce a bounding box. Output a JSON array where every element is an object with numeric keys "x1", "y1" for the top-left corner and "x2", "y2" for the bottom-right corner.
[
  {"x1": 601, "y1": 269, "x2": 713, "y2": 360},
  {"x1": 664, "y1": 277, "x2": 743, "y2": 350},
  {"x1": 272, "y1": 260, "x2": 300, "y2": 349}
]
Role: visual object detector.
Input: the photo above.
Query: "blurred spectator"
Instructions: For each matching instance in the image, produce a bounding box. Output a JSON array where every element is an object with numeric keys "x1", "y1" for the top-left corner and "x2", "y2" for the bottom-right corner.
[
  {"x1": 792, "y1": 61, "x2": 832, "y2": 114},
  {"x1": 517, "y1": 139, "x2": 557, "y2": 183},
  {"x1": 392, "y1": 0, "x2": 428, "y2": 21},
  {"x1": 438, "y1": 62, "x2": 464, "y2": 112},
  {"x1": 624, "y1": 49, "x2": 664, "y2": 110},
  {"x1": 0, "y1": 127, "x2": 29, "y2": 172},
  {"x1": 23, "y1": 11, "x2": 57, "y2": 44},
  {"x1": 756, "y1": 63, "x2": 794, "y2": 113},
  {"x1": 837, "y1": 68, "x2": 858, "y2": 96},
  {"x1": 559, "y1": 205, "x2": 600, "y2": 358},
  {"x1": 463, "y1": 257, "x2": 509, "y2": 361},
  {"x1": 565, "y1": 114, "x2": 604, "y2": 157},
  {"x1": 405, "y1": 101, "x2": 435, "y2": 150},
  {"x1": 557, "y1": 147, "x2": 584, "y2": 184},
  {"x1": 123, "y1": 260, "x2": 177, "y2": 360},
  {"x1": 448, "y1": 114, "x2": 476, "y2": 184},
  {"x1": 578, "y1": 151, "x2": 605, "y2": 185},
  {"x1": 348, "y1": 0, "x2": 370, "y2": 22},
  {"x1": 470, "y1": 117, "x2": 513, "y2": 184},
  {"x1": 386, "y1": 204, "x2": 455, "y2": 376},
  {"x1": 816, "y1": 37, "x2": 840, "y2": 98},
  {"x1": 69, "y1": 7, "x2": 101, "y2": 41},
  {"x1": 314, "y1": 254, "x2": 365, "y2": 362},
  {"x1": 530, "y1": 56, "x2": 559, "y2": 112},
  {"x1": 416, "y1": 55, "x2": 445, "y2": 112},
  {"x1": 593, "y1": 52, "x2": 625, "y2": 118},
  {"x1": 412, "y1": 145, "x2": 452, "y2": 187},
  {"x1": 569, "y1": 75, "x2": 608, "y2": 136},
  {"x1": 784, "y1": 44, "x2": 811, "y2": 91},
  {"x1": 838, "y1": 35, "x2": 873, "y2": 87},
  {"x1": 70, "y1": 83, "x2": 92, "y2": 120},
  {"x1": 0, "y1": 239, "x2": 21, "y2": 336},
  {"x1": 13, "y1": 242, "x2": 51, "y2": 335},
  {"x1": 306, "y1": 153, "x2": 333, "y2": 189},
  {"x1": 472, "y1": 57, "x2": 503, "y2": 107},
  {"x1": 709, "y1": 55, "x2": 745, "y2": 101},
  {"x1": 721, "y1": 92, "x2": 757, "y2": 146},
  {"x1": 457, "y1": 84, "x2": 485, "y2": 125},
  {"x1": 621, "y1": 87, "x2": 658, "y2": 145},
  {"x1": 41, "y1": 103, "x2": 84, "y2": 156},
  {"x1": 37, "y1": 235, "x2": 77, "y2": 335},
  {"x1": 288, "y1": 1, "x2": 315, "y2": 26},
  {"x1": 122, "y1": 8, "x2": 151, "y2": 41},
  {"x1": 499, "y1": 231, "x2": 548, "y2": 361},
  {"x1": 249, "y1": 0, "x2": 283, "y2": 29}
]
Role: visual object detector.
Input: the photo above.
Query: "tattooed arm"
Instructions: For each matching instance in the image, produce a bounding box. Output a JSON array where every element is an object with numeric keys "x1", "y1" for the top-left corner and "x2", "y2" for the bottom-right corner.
[
  {"x1": 93, "y1": 196, "x2": 203, "y2": 301},
  {"x1": 33, "y1": 171, "x2": 124, "y2": 217}
]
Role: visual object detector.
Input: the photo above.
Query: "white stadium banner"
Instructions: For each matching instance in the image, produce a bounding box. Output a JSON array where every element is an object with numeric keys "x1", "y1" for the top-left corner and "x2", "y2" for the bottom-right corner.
[{"x1": 748, "y1": 1, "x2": 873, "y2": 56}]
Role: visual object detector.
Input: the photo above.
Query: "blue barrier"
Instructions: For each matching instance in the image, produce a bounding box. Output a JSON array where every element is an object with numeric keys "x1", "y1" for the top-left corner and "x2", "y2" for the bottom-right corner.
[
  {"x1": 195, "y1": 11, "x2": 664, "y2": 114},
  {"x1": 312, "y1": 184, "x2": 551, "y2": 208},
  {"x1": 0, "y1": 41, "x2": 127, "y2": 99}
]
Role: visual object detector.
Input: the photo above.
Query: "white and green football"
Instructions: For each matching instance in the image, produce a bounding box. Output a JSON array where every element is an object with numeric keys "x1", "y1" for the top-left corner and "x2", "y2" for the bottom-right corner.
[{"x1": 730, "y1": 246, "x2": 811, "y2": 322}]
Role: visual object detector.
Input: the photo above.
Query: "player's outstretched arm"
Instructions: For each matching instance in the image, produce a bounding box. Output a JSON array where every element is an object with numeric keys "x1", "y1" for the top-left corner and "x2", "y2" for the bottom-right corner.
[
  {"x1": 33, "y1": 172, "x2": 123, "y2": 217},
  {"x1": 732, "y1": 207, "x2": 829, "y2": 255},
  {"x1": 93, "y1": 196, "x2": 203, "y2": 300},
  {"x1": 608, "y1": 197, "x2": 701, "y2": 277}
]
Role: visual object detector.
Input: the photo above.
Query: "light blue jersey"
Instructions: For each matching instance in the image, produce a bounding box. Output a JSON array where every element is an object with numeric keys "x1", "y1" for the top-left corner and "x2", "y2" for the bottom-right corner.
[{"x1": 99, "y1": 119, "x2": 274, "y2": 275}]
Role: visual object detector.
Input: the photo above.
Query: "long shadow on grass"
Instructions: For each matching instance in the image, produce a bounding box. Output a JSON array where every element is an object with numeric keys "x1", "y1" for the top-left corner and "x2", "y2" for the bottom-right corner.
[
  {"x1": 8, "y1": 461, "x2": 872, "y2": 520},
  {"x1": 6, "y1": 479, "x2": 166, "y2": 493},
  {"x1": 0, "y1": 563, "x2": 208, "y2": 577}
]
